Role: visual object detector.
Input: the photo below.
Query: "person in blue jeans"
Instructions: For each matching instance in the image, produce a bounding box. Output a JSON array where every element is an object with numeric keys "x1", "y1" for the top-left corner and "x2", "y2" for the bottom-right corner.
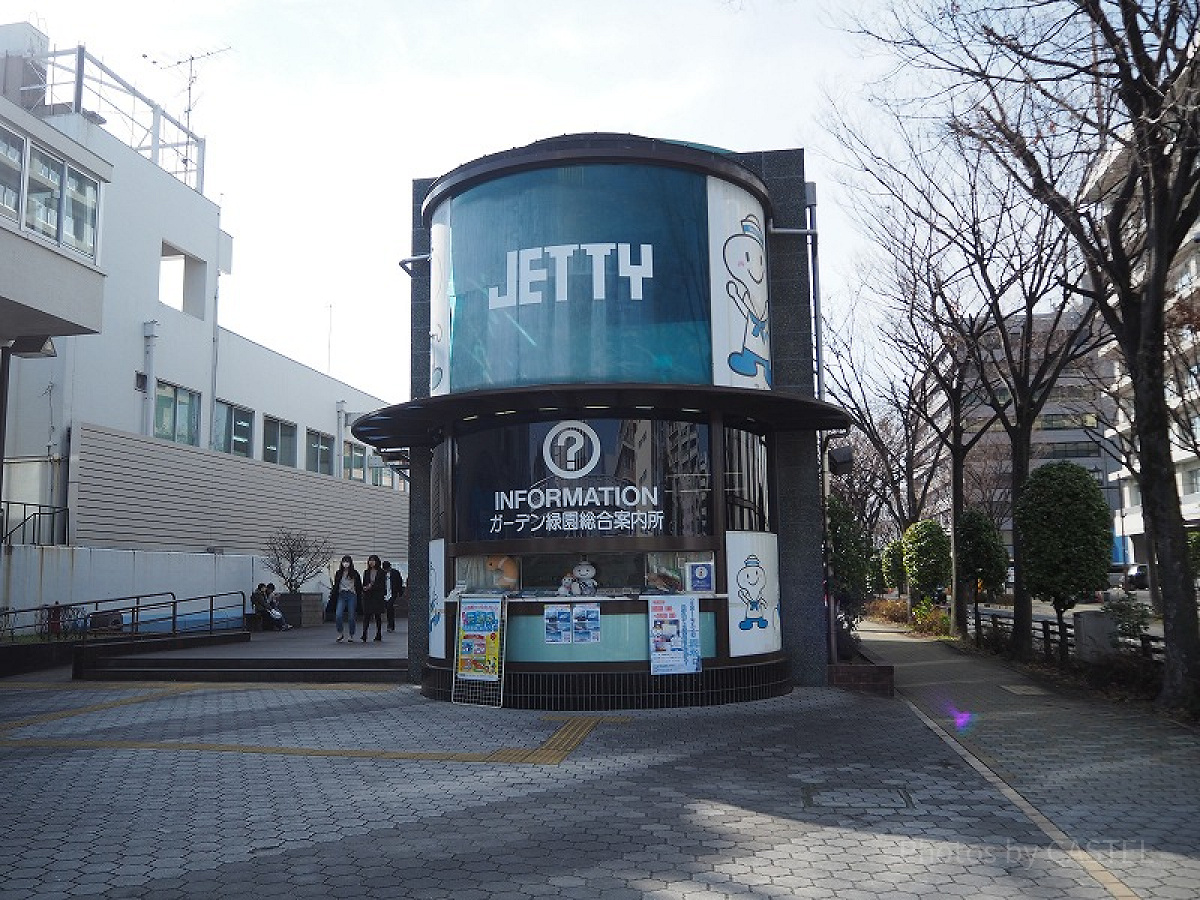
[{"x1": 329, "y1": 555, "x2": 362, "y2": 643}]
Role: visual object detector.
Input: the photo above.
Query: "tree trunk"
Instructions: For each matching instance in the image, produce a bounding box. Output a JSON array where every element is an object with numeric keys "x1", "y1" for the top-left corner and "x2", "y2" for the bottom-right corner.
[
  {"x1": 1131, "y1": 368, "x2": 1200, "y2": 709},
  {"x1": 1009, "y1": 429, "x2": 1034, "y2": 660},
  {"x1": 951, "y1": 443, "x2": 968, "y2": 636}
]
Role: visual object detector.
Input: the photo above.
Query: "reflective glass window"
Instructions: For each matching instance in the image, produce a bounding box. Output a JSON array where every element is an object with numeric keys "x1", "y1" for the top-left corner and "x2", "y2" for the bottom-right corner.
[
  {"x1": 306, "y1": 429, "x2": 334, "y2": 475},
  {"x1": 26, "y1": 146, "x2": 63, "y2": 240},
  {"x1": 214, "y1": 400, "x2": 253, "y2": 457},
  {"x1": 0, "y1": 124, "x2": 23, "y2": 222},
  {"x1": 263, "y1": 417, "x2": 297, "y2": 466},
  {"x1": 62, "y1": 166, "x2": 99, "y2": 257},
  {"x1": 724, "y1": 427, "x2": 769, "y2": 531},
  {"x1": 453, "y1": 418, "x2": 711, "y2": 542}
]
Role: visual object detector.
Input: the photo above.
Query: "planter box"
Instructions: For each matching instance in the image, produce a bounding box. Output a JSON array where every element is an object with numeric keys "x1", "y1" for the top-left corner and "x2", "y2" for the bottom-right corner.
[
  {"x1": 828, "y1": 663, "x2": 895, "y2": 698},
  {"x1": 275, "y1": 592, "x2": 324, "y2": 628}
]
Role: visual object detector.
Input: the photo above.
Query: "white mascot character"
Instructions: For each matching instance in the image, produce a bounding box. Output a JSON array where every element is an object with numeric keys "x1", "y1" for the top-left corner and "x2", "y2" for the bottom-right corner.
[
  {"x1": 723, "y1": 214, "x2": 772, "y2": 387},
  {"x1": 736, "y1": 554, "x2": 770, "y2": 630}
]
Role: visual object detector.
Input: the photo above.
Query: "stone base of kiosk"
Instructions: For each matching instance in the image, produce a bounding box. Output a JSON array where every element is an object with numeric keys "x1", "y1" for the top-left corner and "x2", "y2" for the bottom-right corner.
[{"x1": 422, "y1": 658, "x2": 791, "y2": 710}]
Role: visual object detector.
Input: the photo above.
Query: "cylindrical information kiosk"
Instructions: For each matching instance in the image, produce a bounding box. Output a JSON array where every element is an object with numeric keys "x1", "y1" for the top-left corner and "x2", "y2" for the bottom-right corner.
[{"x1": 354, "y1": 133, "x2": 849, "y2": 708}]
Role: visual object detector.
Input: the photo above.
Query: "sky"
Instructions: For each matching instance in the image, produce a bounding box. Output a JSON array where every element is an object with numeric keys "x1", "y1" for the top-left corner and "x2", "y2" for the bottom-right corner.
[{"x1": 16, "y1": 0, "x2": 885, "y2": 404}]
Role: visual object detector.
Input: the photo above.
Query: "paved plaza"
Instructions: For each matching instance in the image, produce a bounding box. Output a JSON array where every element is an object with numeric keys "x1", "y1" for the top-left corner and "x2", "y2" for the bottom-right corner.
[{"x1": 1, "y1": 622, "x2": 1197, "y2": 899}]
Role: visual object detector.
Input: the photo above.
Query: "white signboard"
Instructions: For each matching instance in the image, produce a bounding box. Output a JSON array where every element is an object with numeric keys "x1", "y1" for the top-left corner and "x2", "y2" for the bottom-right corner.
[{"x1": 726, "y1": 531, "x2": 781, "y2": 656}]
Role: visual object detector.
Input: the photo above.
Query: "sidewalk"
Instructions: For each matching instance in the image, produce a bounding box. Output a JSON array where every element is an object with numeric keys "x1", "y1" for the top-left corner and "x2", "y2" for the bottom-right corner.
[
  {"x1": 858, "y1": 618, "x2": 1200, "y2": 900},
  {"x1": 0, "y1": 623, "x2": 1196, "y2": 899}
]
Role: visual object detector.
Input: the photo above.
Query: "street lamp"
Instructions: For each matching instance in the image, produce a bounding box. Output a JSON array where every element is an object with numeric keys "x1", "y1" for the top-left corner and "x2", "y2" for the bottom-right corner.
[{"x1": 0, "y1": 336, "x2": 58, "y2": 533}]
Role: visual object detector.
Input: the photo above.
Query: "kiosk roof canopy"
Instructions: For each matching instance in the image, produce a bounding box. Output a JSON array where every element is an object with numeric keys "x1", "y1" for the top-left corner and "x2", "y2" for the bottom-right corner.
[{"x1": 352, "y1": 383, "x2": 851, "y2": 453}]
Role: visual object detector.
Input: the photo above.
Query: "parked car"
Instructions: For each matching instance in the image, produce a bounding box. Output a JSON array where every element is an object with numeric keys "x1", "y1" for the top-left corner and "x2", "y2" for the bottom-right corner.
[{"x1": 1123, "y1": 564, "x2": 1149, "y2": 591}]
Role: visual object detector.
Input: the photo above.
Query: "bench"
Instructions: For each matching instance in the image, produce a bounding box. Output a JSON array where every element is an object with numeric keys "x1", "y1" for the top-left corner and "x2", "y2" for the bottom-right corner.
[{"x1": 87, "y1": 611, "x2": 124, "y2": 633}]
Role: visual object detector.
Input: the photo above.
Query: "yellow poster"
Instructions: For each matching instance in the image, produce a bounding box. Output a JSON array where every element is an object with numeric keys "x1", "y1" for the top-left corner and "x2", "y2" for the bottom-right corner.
[{"x1": 457, "y1": 599, "x2": 502, "y2": 681}]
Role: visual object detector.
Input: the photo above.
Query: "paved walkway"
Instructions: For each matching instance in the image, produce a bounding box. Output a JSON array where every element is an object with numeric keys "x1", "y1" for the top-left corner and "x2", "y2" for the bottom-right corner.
[{"x1": 0, "y1": 621, "x2": 1196, "y2": 899}]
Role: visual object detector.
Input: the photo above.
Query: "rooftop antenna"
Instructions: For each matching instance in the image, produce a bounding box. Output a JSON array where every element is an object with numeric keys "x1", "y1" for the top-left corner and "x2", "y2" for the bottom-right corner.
[{"x1": 142, "y1": 46, "x2": 230, "y2": 176}]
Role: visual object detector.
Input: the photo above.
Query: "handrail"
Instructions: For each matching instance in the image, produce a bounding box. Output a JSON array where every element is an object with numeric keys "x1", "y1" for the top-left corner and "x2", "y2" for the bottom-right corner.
[
  {"x1": 0, "y1": 591, "x2": 248, "y2": 645},
  {"x1": 1, "y1": 501, "x2": 69, "y2": 546}
]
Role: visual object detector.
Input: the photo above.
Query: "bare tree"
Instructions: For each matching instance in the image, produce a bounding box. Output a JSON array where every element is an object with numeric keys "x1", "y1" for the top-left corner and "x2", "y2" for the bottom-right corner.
[
  {"x1": 830, "y1": 427, "x2": 894, "y2": 546},
  {"x1": 262, "y1": 528, "x2": 333, "y2": 594},
  {"x1": 965, "y1": 440, "x2": 1015, "y2": 540},
  {"x1": 826, "y1": 308, "x2": 946, "y2": 538},
  {"x1": 829, "y1": 102, "x2": 1107, "y2": 658},
  {"x1": 860, "y1": 0, "x2": 1200, "y2": 706}
]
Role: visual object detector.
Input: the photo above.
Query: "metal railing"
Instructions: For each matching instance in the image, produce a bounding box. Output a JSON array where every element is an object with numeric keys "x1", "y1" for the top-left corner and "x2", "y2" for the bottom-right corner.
[
  {"x1": 0, "y1": 591, "x2": 247, "y2": 645},
  {"x1": 1, "y1": 501, "x2": 68, "y2": 546},
  {"x1": 974, "y1": 610, "x2": 1164, "y2": 663}
]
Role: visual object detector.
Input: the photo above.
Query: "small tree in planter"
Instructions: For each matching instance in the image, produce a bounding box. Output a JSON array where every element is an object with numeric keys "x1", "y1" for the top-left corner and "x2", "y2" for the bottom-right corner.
[
  {"x1": 881, "y1": 539, "x2": 906, "y2": 596},
  {"x1": 262, "y1": 529, "x2": 333, "y2": 625},
  {"x1": 1014, "y1": 462, "x2": 1111, "y2": 665},
  {"x1": 901, "y1": 519, "x2": 951, "y2": 606},
  {"x1": 957, "y1": 506, "x2": 1008, "y2": 644},
  {"x1": 828, "y1": 494, "x2": 872, "y2": 658}
]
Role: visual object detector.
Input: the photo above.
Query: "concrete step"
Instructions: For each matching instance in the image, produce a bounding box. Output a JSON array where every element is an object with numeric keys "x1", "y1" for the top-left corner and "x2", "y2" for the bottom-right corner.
[{"x1": 80, "y1": 665, "x2": 408, "y2": 684}]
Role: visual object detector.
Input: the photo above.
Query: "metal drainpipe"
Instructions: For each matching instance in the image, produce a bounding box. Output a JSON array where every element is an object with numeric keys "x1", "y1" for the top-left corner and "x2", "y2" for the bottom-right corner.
[
  {"x1": 335, "y1": 400, "x2": 346, "y2": 478},
  {"x1": 142, "y1": 320, "x2": 159, "y2": 436}
]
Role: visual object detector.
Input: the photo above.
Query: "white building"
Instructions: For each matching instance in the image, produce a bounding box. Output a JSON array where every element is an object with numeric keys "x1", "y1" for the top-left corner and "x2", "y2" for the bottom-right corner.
[{"x1": 0, "y1": 23, "x2": 407, "y2": 610}]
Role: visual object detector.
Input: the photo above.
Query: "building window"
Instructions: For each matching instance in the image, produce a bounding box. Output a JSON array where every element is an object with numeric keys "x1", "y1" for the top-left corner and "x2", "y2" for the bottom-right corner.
[
  {"x1": 343, "y1": 441, "x2": 366, "y2": 481},
  {"x1": 26, "y1": 145, "x2": 62, "y2": 242},
  {"x1": 369, "y1": 454, "x2": 396, "y2": 488},
  {"x1": 62, "y1": 166, "x2": 99, "y2": 257},
  {"x1": 213, "y1": 401, "x2": 253, "y2": 457},
  {"x1": 724, "y1": 427, "x2": 769, "y2": 532},
  {"x1": 306, "y1": 429, "x2": 334, "y2": 475},
  {"x1": 0, "y1": 124, "x2": 99, "y2": 258},
  {"x1": 1037, "y1": 441, "x2": 1102, "y2": 460},
  {"x1": 1185, "y1": 468, "x2": 1200, "y2": 496},
  {"x1": 1036, "y1": 412, "x2": 1098, "y2": 430},
  {"x1": 0, "y1": 124, "x2": 24, "y2": 223},
  {"x1": 154, "y1": 381, "x2": 201, "y2": 446},
  {"x1": 263, "y1": 417, "x2": 297, "y2": 466}
]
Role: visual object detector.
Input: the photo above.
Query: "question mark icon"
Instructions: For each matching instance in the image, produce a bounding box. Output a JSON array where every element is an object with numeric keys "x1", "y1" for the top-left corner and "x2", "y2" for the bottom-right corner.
[{"x1": 559, "y1": 429, "x2": 585, "y2": 470}]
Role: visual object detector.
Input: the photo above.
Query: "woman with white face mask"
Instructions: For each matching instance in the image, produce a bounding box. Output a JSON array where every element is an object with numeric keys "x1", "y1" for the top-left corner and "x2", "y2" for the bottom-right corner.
[{"x1": 329, "y1": 555, "x2": 363, "y2": 643}]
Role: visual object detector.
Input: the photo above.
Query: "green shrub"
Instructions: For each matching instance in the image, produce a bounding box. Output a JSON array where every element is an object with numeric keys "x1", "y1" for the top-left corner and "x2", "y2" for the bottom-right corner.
[
  {"x1": 901, "y1": 520, "x2": 951, "y2": 602},
  {"x1": 911, "y1": 597, "x2": 951, "y2": 635},
  {"x1": 865, "y1": 596, "x2": 909, "y2": 623},
  {"x1": 1102, "y1": 590, "x2": 1152, "y2": 644}
]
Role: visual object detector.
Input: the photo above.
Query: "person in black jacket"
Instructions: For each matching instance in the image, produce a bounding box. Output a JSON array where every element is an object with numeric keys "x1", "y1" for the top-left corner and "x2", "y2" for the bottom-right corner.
[
  {"x1": 330, "y1": 555, "x2": 362, "y2": 643},
  {"x1": 360, "y1": 554, "x2": 386, "y2": 642},
  {"x1": 382, "y1": 560, "x2": 404, "y2": 633}
]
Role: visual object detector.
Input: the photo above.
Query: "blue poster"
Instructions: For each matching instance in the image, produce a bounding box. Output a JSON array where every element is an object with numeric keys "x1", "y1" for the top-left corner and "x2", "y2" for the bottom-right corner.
[{"x1": 648, "y1": 595, "x2": 701, "y2": 675}]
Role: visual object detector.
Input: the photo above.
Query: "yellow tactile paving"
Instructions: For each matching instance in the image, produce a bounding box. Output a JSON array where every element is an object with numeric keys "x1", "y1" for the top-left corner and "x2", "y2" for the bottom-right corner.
[{"x1": 0, "y1": 691, "x2": 624, "y2": 765}]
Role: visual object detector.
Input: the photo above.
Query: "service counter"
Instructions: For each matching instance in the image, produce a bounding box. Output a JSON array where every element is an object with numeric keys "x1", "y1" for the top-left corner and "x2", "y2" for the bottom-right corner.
[{"x1": 423, "y1": 594, "x2": 790, "y2": 710}]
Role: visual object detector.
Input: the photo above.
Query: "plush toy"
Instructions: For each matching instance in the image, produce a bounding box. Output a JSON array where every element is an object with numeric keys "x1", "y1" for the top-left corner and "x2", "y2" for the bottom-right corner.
[
  {"x1": 572, "y1": 560, "x2": 598, "y2": 596},
  {"x1": 556, "y1": 573, "x2": 577, "y2": 596},
  {"x1": 486, "y1": 555, "x2": 519, "y2": 590}
]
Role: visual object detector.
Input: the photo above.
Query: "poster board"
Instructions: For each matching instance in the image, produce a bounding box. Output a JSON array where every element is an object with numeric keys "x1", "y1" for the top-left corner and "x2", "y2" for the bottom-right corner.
[
  {"x1": 648, "y1": 595, "x2": 702, "y2": 675},
  {"x1": 451, "y1": 596, "x2": 506, "y2": 707}
]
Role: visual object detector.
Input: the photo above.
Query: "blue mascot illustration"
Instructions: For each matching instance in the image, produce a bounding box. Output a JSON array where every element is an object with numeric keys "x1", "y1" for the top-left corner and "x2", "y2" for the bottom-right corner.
[
  {"x1": 428, "y1": 560, "x2": 442, "y2": 636},
  {"x1": 736, "y1": 553, "x2": 771, "y2": 630},
  {"x1": 723, "y1": 214, "x2": 772, "y2": 387}
]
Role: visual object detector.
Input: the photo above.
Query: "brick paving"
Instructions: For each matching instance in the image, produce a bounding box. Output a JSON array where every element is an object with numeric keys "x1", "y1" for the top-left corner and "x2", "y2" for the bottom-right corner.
[{"x1": 0, "y1": 622, "x2": 1195, "y2": 899}]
